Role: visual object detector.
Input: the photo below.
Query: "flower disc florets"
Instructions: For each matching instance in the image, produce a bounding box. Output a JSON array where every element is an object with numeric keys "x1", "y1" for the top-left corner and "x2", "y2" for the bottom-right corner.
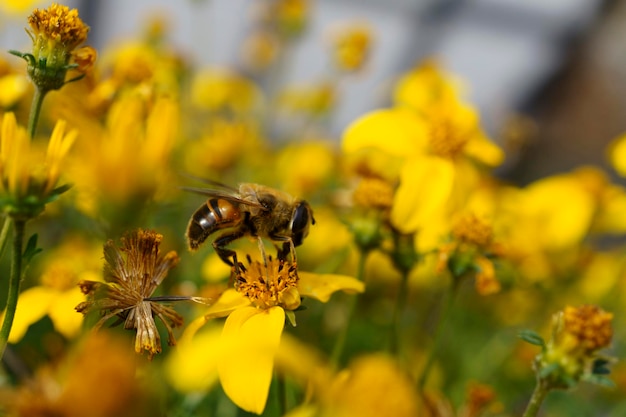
[
  {"x1": 234, "y1": 256, "x2": 301, "y2": 310},
  {"x1": 17, "y1": 3, "x2": 90, "y2": 92}
]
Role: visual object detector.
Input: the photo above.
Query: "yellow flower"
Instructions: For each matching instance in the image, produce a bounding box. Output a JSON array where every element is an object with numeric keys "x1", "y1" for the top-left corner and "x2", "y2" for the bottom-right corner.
[
  {"x1": 276, "y1": 139, "x2": 337, "y2": 196},
  {"x1": 75, "y1": 229, "x2": 183, "y2": 360},
  {"x1": 536, "y1": 305, "x2": 614, "y2": 388},
  {"x1": 608, "y1": 131, "x2": 626, "y2": 176},
  {"x1": 13, "y1": 3, "x2": 90, "y2": 92},
  {"x1": 0, "y1": 235, "x2": 101, "y2": 343},
  {"x1": 67, "y1": 94, "x2": 178, "y2": 218},
  {"x1": 393, "y1": 59, "x2": 461, "y2": 112},
  {"x1": 0, "y1": 112, "x2": 76, "y2": 219},
  {"x1": 436, "y1": 212, "x2": 504, "y2": 295},
  {"x1": 342, "y1": 63, "x2": 503, "y2": 237},
  {"x1": 282, "y1": 353, "x2": 420, "y2": 417},
  {"x1": 278, "y1": 81, "x2": 337, "y2": 117},
  {"x1": 0, "y1": 58, "x2": 30, "y2": 108},
  {"x1": 170, "y1": 257, "x2": 364, "y2": 414},
  {"x1": 191, "y1": 67, "x2": 262, "y2": 114},
  {"x1": 330, "y1": 22, "x2": 373, "y2": 72},
  {"x1": 0, "y1": 332, "x2": 160, "y2": 417}
]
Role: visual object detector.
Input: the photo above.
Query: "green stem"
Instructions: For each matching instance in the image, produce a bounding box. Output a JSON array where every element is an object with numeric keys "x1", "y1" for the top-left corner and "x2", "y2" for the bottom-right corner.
[
  {"x1": 0, "y1": 218, "x2": 12, "y2": 263},
  {"x1": 276, "y1": 373, "x2": 288, "y2": 416},
  {"x1": 27, "y1": 87, "x2": 47, "y2": 139},
  {"x1": 522, "y1": 378, "x2": 550, "y2": 417},
  {"x1": 389, "y1": 269, "x2": 410, "y2": 355},
  {"x1": 330, "y1": 249, "x2": 368, "y2": 368},
  {"x1": 417, "y1": 280, "x2": 459, "y2": 393},
  {"x1": 0, "y1": 219, "x2": 26, "y2": 359}
]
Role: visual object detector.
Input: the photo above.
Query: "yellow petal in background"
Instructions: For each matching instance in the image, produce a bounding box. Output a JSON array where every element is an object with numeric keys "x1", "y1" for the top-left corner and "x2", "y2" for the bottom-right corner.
[
  {"x1": 391, "y1": 156, "x2": 455, "y2": 233},
  {"x1": 165, "y1": 325, "x2": 223, "y2": 392},
  {"x1": 298, "y1": 272, "x2": 364, "y2": 303},
  {"x1": 522, "y1": 175, "x2": 595, "y2": 250},
  {"x1": 342, "y1": 108, "x2": 427, "y2": 157},
  {"x1": 48, "y1": 287, "x2": 86, "y2": 339},
  {"x1": 463, "y1": 131, "x2": 504, "y2": 167},
  {"x1": 608, "y1": 133, "x2": 626, "y2": 177},
  {"x1": 218, "y1": 306, "x2": 285, "y2": 415},
  {"x1": 4, "y1": 286, "x2": 55, "y2": 343}
]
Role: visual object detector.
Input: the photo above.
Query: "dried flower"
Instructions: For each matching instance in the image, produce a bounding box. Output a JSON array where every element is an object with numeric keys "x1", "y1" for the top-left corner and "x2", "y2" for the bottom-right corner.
[{"x1": 76, "y1": 229, "x2": 183, "y2": 360}]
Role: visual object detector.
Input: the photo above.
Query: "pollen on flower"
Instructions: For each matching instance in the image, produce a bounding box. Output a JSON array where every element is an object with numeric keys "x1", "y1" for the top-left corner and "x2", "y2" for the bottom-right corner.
[
  {"x1": 234, "y1": 256, "x2": 301, "y2": 310},
  {"x1": 428, "y1": 115, "x2": 470, "y2": 159},
  {"x1": 562, "y1": 305, "x2": 613, "y2": 352},
  {"x1": 353, "y1": 177, "x2": 394, "y2": 210},
  {"x1": 28, "y1": 4, "x2": 89, "y2": 50},
  {"x1": 452, "y1": 213, "x2": 494, "y2": 248}
]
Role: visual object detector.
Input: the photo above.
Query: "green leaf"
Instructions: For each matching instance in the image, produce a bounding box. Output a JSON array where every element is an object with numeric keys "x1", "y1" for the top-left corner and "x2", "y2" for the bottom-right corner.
[
  {"x1": 23, "y1": 233, "x2": 42, "y2": 264},
  {"x1": 518, "y1": 329, "x2": 546, "y2": 347},
  {"x1": 583, "y1": 374, "x2": 615, "y2": 389},
  {"x1": 285, "y1": 310, "x2": 297, "y2": 327}
]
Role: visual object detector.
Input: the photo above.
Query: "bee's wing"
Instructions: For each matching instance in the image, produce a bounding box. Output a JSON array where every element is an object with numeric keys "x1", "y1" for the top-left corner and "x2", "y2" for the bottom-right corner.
[
  {"x1": 178, "y1": 173, "x2": 240, "y2": 193},
  {"x1": 181, "y1": 186, "x2": 266, "y2": 210}
]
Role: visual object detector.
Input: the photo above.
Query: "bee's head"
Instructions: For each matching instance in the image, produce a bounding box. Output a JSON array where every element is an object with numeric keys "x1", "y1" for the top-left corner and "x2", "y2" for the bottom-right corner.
[{"x1": 290, "y1": 201, "x2": 315, "y2": 246}]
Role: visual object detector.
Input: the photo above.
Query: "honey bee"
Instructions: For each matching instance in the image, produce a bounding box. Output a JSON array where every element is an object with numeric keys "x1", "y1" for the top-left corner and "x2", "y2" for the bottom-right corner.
[{"x1": 184, "y1": 180, "x2": 315, "y2": 267}]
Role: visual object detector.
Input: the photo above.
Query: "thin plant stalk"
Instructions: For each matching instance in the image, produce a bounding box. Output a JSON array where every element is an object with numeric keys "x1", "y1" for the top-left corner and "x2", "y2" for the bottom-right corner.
[
  {"x1": 0, "y1": 219, "x2": 26, "y2": 358},
  {"x1": 0, "y1": 218, "x2": 12, "y2": 263},
  {"x1": 522, "y1": 379, "x2": 550, "y2": 417},
  {"x1": 330, "y1": 249, "x2": 368, "y2": 368},
  {"x1": 418, "y1": 279, "x2": 459, "y2": 393},
  {"x1": 389, "y1": 269, "x2": 410, "y2": 355},
  {"x1": 27, "y1": 88, "x2": 46, "y2": 139}
]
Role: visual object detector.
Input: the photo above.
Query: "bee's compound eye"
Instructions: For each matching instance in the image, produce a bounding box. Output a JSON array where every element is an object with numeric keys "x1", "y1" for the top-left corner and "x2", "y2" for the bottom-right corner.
[{"x1": 291, "y1": 202, "x2": 312, "y2": 246}]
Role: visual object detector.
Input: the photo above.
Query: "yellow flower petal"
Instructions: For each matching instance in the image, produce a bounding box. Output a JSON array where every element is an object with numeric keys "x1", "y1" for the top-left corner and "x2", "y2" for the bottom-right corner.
[
  {"x1": 522, "y1": 175, "x2": 595, "y2": 250},
  {"x1": 4, "y1": 286, "x2": 55, "y2": 343},
  {"x1": 609, "y1": 133, "x2": 626, "y2": 176},
  {"x1": 218, "y1": 306, "x2": 285, "y2": 414},
  {"x1": 463, "y1": 131, "x2": 504, "y2": 167},
  {"x1": 298, "y1": 272, "x2": 365, "y2": 302},
  {"x1": 342, "y1": 108, "x2": 427, "y2": 157},
  {"x1": 391, "y1": 156, "x2": 455, "y2": 233},
  {"x1": 48, "y1": 287, "x2": 85, "y2": 339},
  {"x1": 203, "y1": 288, "x2": 251, "y2": 319},
  {"x1": 165, "y1": 325, "x2": 223, "y2": 392}
]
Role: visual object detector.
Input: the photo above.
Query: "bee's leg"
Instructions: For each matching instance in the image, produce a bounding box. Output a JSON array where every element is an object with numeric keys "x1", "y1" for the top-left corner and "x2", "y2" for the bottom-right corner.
[
  {"x1": 213, "y1": 229, "x2": 246, "y2": 270},
  {"x1": 257, "y1": 236, "x2": 269, "y2": 267},
  {"x1": 270, "y1": 235, "x2": 297, "y2": 264}
]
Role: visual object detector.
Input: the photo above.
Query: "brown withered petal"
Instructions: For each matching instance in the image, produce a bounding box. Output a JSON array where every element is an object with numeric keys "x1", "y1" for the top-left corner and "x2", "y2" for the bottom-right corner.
[{"x1": 75, "y1": 229, "x2": 183, "y2": 360}]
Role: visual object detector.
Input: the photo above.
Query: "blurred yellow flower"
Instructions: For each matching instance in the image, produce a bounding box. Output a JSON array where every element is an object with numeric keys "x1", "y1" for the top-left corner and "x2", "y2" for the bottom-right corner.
[
  {"x1": 393, "y1": 59, "x2": 461, "y2": 112},
  {"x1": 1, "y1": 235, "x2": 101, "y2": 343},
  {"x1": 330, "y1": 22, "x2": 373, "y2": 72},
  {"x1": 343, "y1": 63, "x2": 503, "y2": 237},
  {"x1": 1, "y1": 331, "x2": 160, "y2": 417},
  {"x1": 285, "y1": 353, "x2": 420, "y2": 417},
  {"x1": 0, "y1": 60, "x2": 30, "y2": 108},
  {"x1": 0, "y1": 0, "x2": 44, "y2": 14},
  {"x1": 0, "y1": 112, "x2": 76, "y2": 219},
  {"x1": 67, "y1": 94, "x2": 178, "y2": 217},
  {"x1": 276, "y1": 139, "x2": 337, "y2": 196},
  {"x1": 171, "y1": 257, "x2": 364, "y2": 414},
  {"x1": 191, "y1": 67, "x2": 262, "y2": 114},
  {"x1": 608, "y1": 131, "x2": 626, "y2": 177},
  {"x1": 437, "y1": 212, "x2": 504, "y2": 295}
]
